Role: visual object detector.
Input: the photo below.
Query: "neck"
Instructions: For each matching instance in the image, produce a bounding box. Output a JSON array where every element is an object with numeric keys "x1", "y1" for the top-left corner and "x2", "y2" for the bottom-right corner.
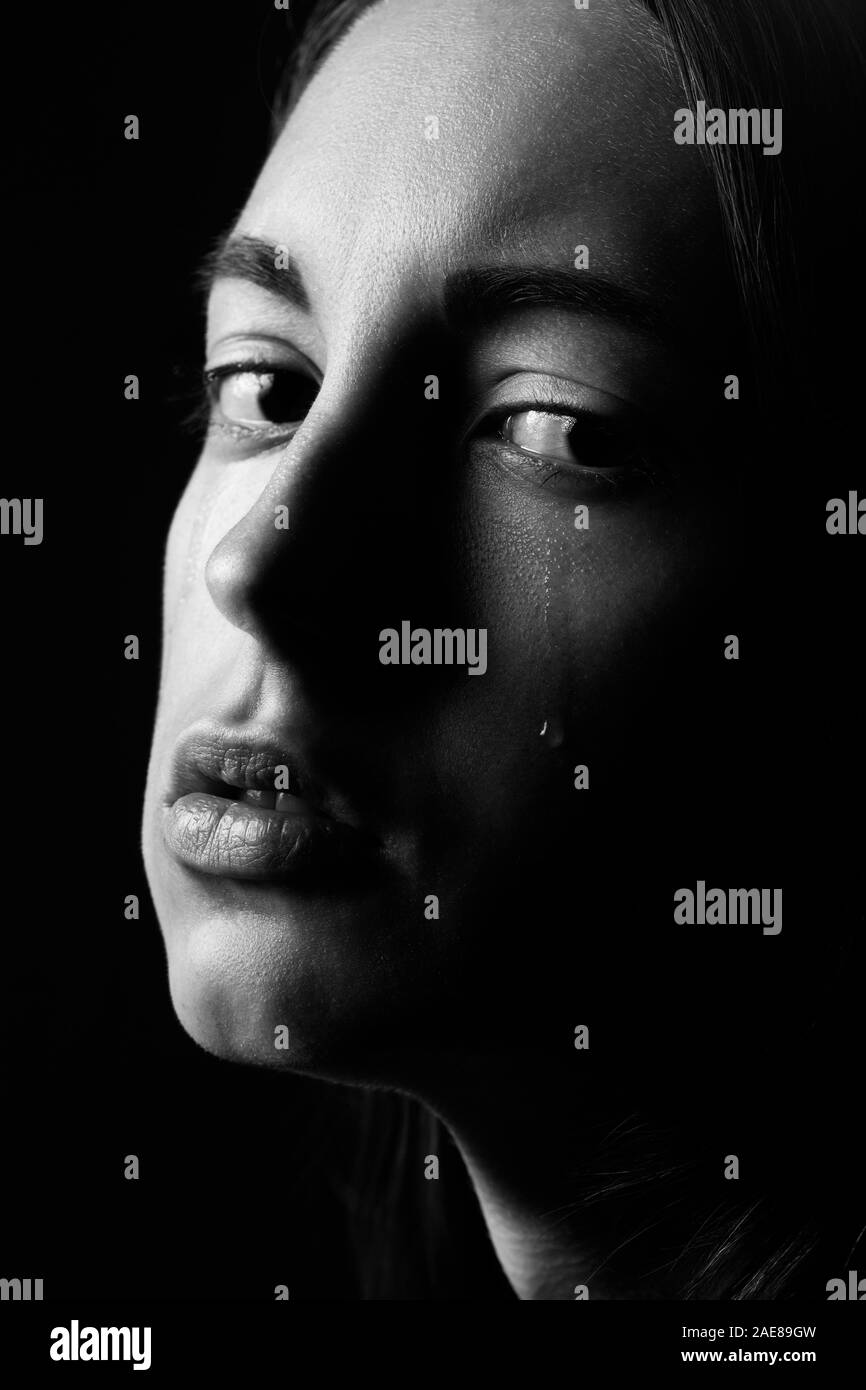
[{"x1": 401, "y1": 1047, "x2": 684, "y2": 1301}]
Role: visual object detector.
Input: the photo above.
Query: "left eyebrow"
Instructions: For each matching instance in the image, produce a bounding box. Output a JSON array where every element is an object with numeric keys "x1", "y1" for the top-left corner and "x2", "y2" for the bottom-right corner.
[
  {"x1": 199, "y1": 238, "x2": 669, "y2": 346},
  {"x1": 442, "y1": 265, "x2": 666, "y2": 342},
  {"x1": 197, "y1": 233, "x2": 310, "y2": 312}
]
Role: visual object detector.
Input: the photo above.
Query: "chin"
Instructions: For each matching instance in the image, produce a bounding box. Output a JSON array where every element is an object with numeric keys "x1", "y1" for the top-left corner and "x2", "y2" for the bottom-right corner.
[{"x1": 159, "y1": 901, "x2": 430, "y2": 1083}]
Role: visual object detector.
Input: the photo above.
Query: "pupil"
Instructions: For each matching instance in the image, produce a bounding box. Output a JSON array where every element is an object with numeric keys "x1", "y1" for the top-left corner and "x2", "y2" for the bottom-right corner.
[{"x1": 257, "y1": 371, "x2": 317, "y2": 423}]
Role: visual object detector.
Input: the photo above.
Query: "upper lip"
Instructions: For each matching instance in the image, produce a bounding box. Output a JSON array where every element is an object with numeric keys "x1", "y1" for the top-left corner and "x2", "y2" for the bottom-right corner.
[{"x1": 165, "y1": 723, "x2": 334, "y2": 819}]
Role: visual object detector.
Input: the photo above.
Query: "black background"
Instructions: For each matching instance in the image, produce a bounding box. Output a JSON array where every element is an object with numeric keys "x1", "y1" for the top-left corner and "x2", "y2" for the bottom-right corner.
[
  {"x1": 1, "y1": 0, "x2": 863, "y2": 1321},
  {"x1": 3, "y1": 0, "x2": 380, "y2": 1304}
]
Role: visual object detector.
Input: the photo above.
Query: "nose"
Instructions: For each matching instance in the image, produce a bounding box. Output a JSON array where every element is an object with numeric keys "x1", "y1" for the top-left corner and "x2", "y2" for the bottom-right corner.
[
  {"x1": 203, "y1": 442, "x2": 309, "y2": 642},
  {"x1": 202, "y1": 356, "x2": 453, "y2": 678}
]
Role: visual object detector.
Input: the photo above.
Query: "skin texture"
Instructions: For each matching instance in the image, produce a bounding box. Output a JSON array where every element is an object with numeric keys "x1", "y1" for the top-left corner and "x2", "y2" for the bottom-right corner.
[{"x1": 143, "y1": 0, "x2": 741, "y2": 1297}]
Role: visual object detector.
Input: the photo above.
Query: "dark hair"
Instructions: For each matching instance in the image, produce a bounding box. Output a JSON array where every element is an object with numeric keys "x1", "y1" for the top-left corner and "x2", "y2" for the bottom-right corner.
[
  {"x1": 265, "y1": 0, "x2": 864, "y2": 1300},
  {"x1": 275, "y1": 0, "x2": 861, "y2": 404}
]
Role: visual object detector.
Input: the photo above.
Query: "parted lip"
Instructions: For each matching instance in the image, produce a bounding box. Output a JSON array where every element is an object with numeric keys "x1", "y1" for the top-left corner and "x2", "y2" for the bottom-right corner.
[
  {"x1": 161, "y1": 721, "x2": 382, "y2": 883},
  {"x1": 165, "y1": 723, "x2": 340, "y2": 822}
]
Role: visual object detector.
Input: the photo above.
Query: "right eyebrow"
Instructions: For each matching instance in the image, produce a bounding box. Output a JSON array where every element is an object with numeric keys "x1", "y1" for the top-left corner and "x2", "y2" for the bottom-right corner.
[
  {"x1": 443, "y1": 265, "x2": 667, "y2": 344},
  {"x1": 198, "y1": 233, "x2": 311, "y2": 313},
  {"x1": 200, "y1": 236, "x2": 678, "y2": 354}
]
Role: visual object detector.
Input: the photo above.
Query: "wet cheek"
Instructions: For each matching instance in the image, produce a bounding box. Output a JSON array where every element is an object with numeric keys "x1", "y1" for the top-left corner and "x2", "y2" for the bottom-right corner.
[
  {"x1": 459, "y1": 462, "x2": 599, "y2": 711},
  {"x1": 460, "y1": 462, "x2": 686, "y2": 741}
]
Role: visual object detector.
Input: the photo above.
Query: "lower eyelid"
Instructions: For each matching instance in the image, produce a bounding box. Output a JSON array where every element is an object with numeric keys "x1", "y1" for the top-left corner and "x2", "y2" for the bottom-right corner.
[
  {"x1": 475, "y1": 429, "x2": 663, "y2": 500},
  {"x1": 209, "y1": 418, "x2": 266, "y2": 439},
  {"x1": 501, "y1": 437, "x2": 627, "y2": 482},
  {"x1": 207, "y1": 417, "x2": 299, "y2": 446}
]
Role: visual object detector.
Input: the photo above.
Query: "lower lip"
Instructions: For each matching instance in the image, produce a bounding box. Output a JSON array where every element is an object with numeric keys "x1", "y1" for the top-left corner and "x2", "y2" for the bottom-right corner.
[{"x1": 163, "y1": 792, "x2": 376, "y2": 883}]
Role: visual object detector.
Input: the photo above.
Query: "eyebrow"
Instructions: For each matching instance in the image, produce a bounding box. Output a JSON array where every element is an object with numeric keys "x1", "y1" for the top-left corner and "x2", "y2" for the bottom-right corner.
[
  {"x1": 442, "y1": 265, "x2": 665, "y2": 341},
  {"x1": 201, "y1": 235, "x2": 665, "y2": 343},
  {"x1": 199, "y1": 234, "x2": 310, "y2": 312}
]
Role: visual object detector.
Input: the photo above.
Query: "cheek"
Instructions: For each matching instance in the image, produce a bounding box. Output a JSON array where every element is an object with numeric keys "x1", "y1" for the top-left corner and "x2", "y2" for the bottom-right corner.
[
  {"x1": 163, "y1": 454, "x2": 286, "y2": 648},
  {"x1": 163, "y1": 466, "x2": 218, "y2": 633},
  {"x1": 161, "y1": 459, "x2": 253, "y2": 685},
  {"x1": 152, "y1": 468, "x2": 236, "y2": 729},
  {"x1": 459, "y1": 457, "x2": 718, "y2": 735}
]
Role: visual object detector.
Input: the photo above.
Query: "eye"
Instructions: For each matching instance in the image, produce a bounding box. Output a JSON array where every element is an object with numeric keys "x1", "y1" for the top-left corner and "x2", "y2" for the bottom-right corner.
[
  {"x1": 501, "y1": 409, "x2": 578, "y2": 460},
  {"x1": 473, "y1": 400, "x2": 676, "y2": 500},
  {"x1": 499, "y1": 408, "x2": 642, "y2": 472},
  {"x1": 204, "y1": 363, "x2": 318, "y2": 428}
]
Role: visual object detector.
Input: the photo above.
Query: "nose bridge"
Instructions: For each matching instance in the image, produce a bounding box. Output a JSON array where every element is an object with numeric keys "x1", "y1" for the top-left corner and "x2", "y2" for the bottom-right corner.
[
  {"x1": 202, "y1": 385, "x2": 362, "y2": 638},
  {"x1": 203, "y1": 305, "x2": 445, "y2": 649}
]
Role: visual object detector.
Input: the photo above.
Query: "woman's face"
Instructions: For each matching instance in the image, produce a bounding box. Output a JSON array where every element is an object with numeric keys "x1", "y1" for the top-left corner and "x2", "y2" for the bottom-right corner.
[{"x1": 143, "y1": 0, "x2": 734, "y2": 1078}]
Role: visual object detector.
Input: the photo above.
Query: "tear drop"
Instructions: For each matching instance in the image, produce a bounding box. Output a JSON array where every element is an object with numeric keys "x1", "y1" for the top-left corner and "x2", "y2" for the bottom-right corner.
[{"x1": 539, "y1": 712, "x2": 564, "y2": 749}]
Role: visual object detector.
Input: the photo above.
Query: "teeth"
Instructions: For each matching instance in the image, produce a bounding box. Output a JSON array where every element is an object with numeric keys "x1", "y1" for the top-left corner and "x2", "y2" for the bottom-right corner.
[
  {"x1": 239, "y1": 788, "x2": 309, "y2": 814},
  {"x1": 243, "y1": 789, "x2": 276, "y2": 809}
]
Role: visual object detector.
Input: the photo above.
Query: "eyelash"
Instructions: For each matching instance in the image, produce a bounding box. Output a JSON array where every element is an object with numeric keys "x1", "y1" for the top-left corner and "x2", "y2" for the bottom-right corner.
[
  {"x1": 195, "y1": 360, "x2": 673, "y2": 491},
  {"x1": 199, "y1": 361, "x2": 311, "y2": 444},
  {"x1": 481, "y1": 405, "x2": 672, "y2": 493}
]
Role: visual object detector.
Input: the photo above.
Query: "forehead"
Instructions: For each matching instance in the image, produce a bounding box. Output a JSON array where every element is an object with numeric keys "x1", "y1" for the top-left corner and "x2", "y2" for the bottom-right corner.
[{"x1": 233, "y1": 0, "x2": 720, "y2": 330}]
